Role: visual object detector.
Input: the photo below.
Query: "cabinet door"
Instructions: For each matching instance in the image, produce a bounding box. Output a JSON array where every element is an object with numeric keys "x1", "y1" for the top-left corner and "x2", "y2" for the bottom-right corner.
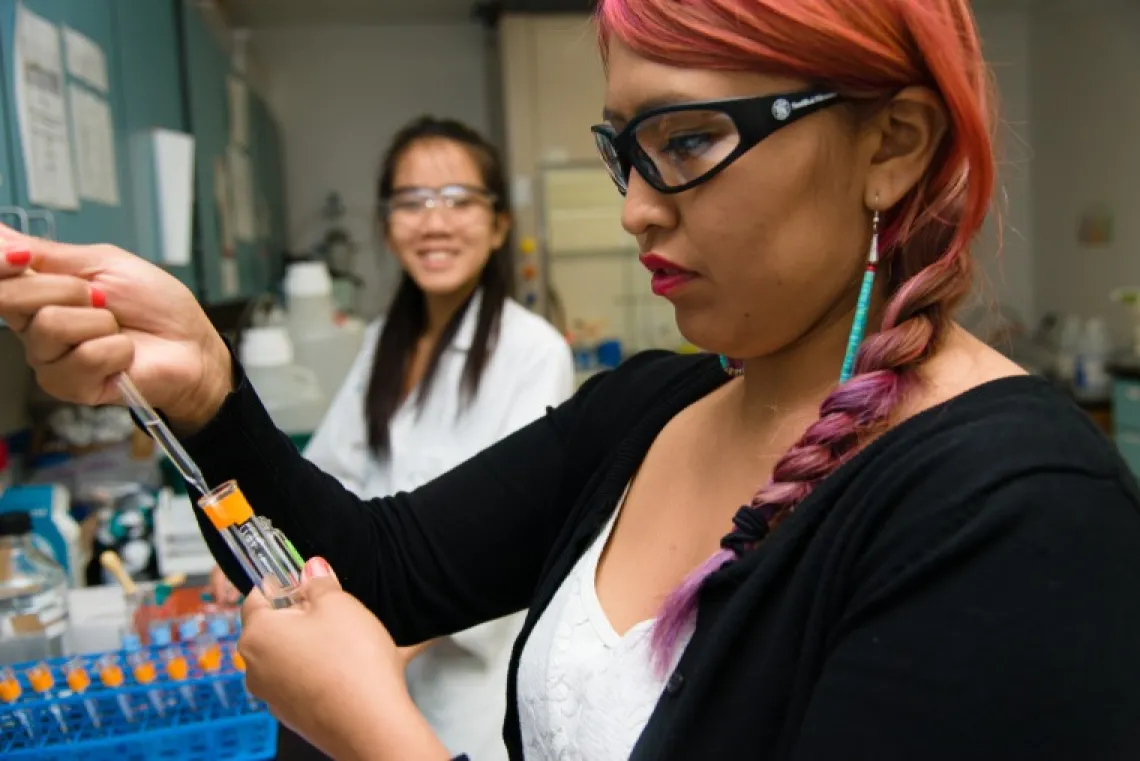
[
  {"x1": 110, "y1": 0, "x2": 196, "y2": 293},
  {"x1": 0, "y1": 21, "x2": 17, "y2": 213},
  {"x1": 0, "y1": 0, "x2": 133, "y2": 247},
  {"x1": 181, "y1": 1, "x2": 260, "y2": 303},
  {"x1": 252, "y1": 92, "x2": 288, "y2": 291}
]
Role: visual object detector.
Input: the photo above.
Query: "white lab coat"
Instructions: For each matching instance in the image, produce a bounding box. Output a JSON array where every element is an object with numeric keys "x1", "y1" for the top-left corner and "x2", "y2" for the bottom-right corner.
[{"x1": 303, "y1": 291, "x2": 574, "y2": 761}]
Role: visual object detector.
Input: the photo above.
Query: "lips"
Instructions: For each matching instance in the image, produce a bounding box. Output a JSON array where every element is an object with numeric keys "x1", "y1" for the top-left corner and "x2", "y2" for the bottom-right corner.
[{"x1": 639, "y1": 253, "x2": 697, "y2": 297}]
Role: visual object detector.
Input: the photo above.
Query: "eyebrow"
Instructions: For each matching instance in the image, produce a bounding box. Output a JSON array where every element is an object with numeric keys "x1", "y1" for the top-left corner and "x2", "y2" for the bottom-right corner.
[{"x1": 601, "y1": 91, "x2": 702, "y2": 123}]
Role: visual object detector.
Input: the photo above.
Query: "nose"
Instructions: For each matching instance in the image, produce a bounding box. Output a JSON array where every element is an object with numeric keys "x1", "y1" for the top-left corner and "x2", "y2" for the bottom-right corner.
[
  {"x1": 421, "y1": 202, "x2": 451, "y2": 234},
  {"x1": 620, "y1": 169, "x2": 676, "y2": 241}
]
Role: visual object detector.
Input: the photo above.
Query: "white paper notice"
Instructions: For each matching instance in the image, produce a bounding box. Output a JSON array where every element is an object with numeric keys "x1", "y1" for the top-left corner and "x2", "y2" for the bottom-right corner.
[
  {"x1": 69, "y1": 85, "x2": 119, "y2": 206},
  {"x1": 227, "y1": 144, "x2": 255, "y2": 243},
  {"x1": 15, "y1": 4, "x2": 78, "y2": 210},
  {"x1": 63, "y1": 27, "x2": 107, "y2": 92},
  {"x1": 227, "y1": 76, "x2": 249, "y2": 148}
]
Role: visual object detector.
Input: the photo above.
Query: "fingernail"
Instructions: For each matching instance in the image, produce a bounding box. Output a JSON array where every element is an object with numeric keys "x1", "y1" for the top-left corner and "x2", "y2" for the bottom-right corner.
[
  {"x1": 90, "y1": 287, "x2": 106, "y2": 309},
  {"x1": 303, "y1": 557, "x2": 334, "y2": 580},
  {"x1": 4, "y1": 250, "x2": 30, "y2": 266}
]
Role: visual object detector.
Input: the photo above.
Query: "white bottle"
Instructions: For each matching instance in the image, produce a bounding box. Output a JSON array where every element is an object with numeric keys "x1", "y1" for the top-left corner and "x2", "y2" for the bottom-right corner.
[
  {"x1": 1056, "y1": 315, "x2": 1083, "y2": 386},
  {"x1": 1075, "y1": 317, "x2": 1111, "y2": 400},
  {"x1": 283, "y1": 261, "x2": 364, "y2": 405},
  {"x1": 240, "y1": 325, "x2": 327, "y2": 437}
]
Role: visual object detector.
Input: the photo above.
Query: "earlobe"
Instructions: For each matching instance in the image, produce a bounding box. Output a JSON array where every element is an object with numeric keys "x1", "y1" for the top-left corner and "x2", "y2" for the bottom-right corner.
[{"x1": 864, "y1": 87, "x2": 948, "y2": 210}]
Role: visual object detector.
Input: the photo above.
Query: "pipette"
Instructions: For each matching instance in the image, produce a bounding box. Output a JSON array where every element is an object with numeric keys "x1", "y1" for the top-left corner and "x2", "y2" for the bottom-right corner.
[{"x1": 117, "y1": 373, "x2": 208, "y2": 495}]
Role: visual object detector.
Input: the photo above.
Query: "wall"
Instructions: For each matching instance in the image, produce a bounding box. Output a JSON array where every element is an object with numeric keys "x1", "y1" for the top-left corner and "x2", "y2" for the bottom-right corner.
[
  {"x1": 251, "y1": 23, "x2": 491, "y2": 318},
  {"x1": 973, "y1": 8, "x2": 1034, "y2": 328},
  {"x1": 1031, "y1": 3, "x2": 1140, "y2": 345}
]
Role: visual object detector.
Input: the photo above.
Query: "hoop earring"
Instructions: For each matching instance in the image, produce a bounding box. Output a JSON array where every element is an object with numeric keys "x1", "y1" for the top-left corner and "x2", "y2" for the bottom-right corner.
[
  {"x1": 719, "y1": 355, "x2": 744, "y2": 377},
  {"x1": 838, "y1": 208, "x2": 880, "y2": 383}
]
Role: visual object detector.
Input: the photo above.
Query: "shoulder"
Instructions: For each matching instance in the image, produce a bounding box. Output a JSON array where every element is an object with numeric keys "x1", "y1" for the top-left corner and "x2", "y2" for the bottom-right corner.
[
  {"x1": 841, "y1": 376, "x2": 1140, "y2": 591},
  {"x1": 496, "y1": 299, "x2": 571, "y2": 360},
  {"x1": 877, "y1": 376, "x2": 1133, "y2": 490}
]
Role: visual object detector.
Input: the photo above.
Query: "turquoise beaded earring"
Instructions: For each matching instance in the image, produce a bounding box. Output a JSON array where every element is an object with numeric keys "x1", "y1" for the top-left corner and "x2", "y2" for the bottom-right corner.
[
  {"x1": 719, "y1": 354, "x2": 744, "y2": 377},
  {"x1": 719, "y1": 206, "x2": 880, "y2": 381},
  {"x1": 838, "y1": 208, "x2": 880, "y2": 383}
]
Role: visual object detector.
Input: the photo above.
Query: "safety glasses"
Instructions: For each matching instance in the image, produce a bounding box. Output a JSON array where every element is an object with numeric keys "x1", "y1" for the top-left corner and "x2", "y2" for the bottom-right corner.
[{"x1": 591, "y1": 90, "x2": 842, "y2": 195}]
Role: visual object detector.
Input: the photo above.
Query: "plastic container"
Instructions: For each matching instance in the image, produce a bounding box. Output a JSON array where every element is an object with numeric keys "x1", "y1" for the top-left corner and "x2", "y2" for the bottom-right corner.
[
  {"x1": 0, "y1": 511, "x2": 69, "y2": 666},
  {"x1": 1075, "y1": 317, "x2": 1112, "y2": 400},
  {"x1": 282, "y1": 261, "x2": 365, "y2": 402},
  {"x1": 1056, "y1": 315, "x2": 1083, "y2": 386},
  {"x1": 240, "y1": 326, "x2": 326, "y2": 437}
]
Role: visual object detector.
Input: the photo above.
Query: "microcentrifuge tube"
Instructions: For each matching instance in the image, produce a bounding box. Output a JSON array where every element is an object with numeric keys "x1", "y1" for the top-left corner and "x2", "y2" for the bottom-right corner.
[
  {"x1": 97, "y1": 654, "x2": 134, "y2": 722},
  {"x1": 124, "y1": 632, "x2": 166, "y2": 718},
  {"x1": 0, "y1": 666, "x2": 33, "y2": 738},
  {"x1": 26, "y1": 662, "x2": 67, "y2": 733},
  {"x1": 198, "y1": 615, "x2": 230, "y2": 708},
  {"x1": 63, "y1": 658, "x2": 101, "y2": 729}
]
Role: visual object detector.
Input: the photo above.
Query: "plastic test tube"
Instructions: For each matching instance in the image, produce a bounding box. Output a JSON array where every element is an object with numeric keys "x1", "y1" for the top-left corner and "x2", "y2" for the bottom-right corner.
[
  {"x1": 96, "y1": 654, "x2": 134, "y2": 722},
  {"x1": 63, "y1": 658, "x2": 101, "y2": 728},
  {"x1": 25, "y1": 662, "x2": 67, "y2": 732},
  {"x1": 124, "y1": 632, "x2": 166, "y2": 718},
  {"x1": 1, "y1": 666, "x2": 33, "y2": 738},
  {"x1": 198, "y1": 480, "x2": 304, "y2": 608},
  {"x1": 198, "y1": 615, "x2": 230, "y2": 708}
]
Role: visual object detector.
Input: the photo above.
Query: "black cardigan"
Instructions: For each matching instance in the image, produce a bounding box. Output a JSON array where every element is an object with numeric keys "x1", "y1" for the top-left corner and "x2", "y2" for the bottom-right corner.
[{"x1": 186, "y1": 351, "x2": 1140, "y2": 760}]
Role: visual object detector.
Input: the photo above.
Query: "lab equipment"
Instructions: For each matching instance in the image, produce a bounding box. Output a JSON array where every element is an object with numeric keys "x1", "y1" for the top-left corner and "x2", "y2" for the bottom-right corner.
[
  {"x1": 197, "y1": 480, "x2": 304, "y2": 608},
  {"x1": 63, "y1": 657, "x2": 101, "y2": 727},
  {"x1": 117, "y1": 374, "x2": 305, "y2": 607},
  {"x1": 117, "y1": 374, "x2": 208, "y2": 495},
  {"x1": 0, "y1": 510, "x2": 69, "y2": 665},
  {"x1": 1, "y1": 638, "x2": 274, "y2": 760}
]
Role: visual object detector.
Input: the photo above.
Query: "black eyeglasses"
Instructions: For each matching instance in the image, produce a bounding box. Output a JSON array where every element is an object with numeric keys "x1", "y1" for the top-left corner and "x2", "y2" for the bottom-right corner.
[{"x1": 591, "y1": 89, "x2": 842, "y2": 195}]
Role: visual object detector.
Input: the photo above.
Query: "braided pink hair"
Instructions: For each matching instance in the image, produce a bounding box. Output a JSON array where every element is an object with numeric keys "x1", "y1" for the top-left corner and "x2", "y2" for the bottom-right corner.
[{"x1": 594, "y1": 0, "x2": 997, "y2": 671}]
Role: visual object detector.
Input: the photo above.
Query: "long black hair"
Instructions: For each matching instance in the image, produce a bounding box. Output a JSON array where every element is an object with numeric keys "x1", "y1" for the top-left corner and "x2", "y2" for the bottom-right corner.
[{"x1": 365, "y1": 116, "x2": 513, "y2": 457}]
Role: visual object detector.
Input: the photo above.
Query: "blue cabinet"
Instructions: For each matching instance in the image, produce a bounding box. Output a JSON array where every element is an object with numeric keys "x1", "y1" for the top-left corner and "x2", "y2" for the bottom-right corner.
[
  {"x1": 249, "y1": 91, "x2": 287, "y2": 293},
  {"x1": 1113, "y1": 379, "x2": 1140, "y2": 477},
  {"x1": 0, "y1": 0, "x2": 133, "y2": 247},
  {"x1": 0, "y1": 0, "x2": 287, "y2": 305},
  {"x1": 110, "y1": 0, "x2": 195, "y2": 292}
]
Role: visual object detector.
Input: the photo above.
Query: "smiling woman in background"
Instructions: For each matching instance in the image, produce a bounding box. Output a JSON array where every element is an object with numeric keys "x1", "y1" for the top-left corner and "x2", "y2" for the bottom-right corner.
[
  {"x1": 215, "y1": 115, "x2": 574, "y2": 761},
  {"x1": 5, "y1": 0, "x2": 1140, "y2": 759}
]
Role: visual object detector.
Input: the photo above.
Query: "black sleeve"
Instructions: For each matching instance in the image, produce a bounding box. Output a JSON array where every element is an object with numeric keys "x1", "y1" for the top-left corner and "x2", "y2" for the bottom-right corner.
[
  {"x1": 790, "y1": 471, "x2": 1140, "y2": 760},
  {"x1": 181, "y1": 360, "x2": 613, "y2": 646}
]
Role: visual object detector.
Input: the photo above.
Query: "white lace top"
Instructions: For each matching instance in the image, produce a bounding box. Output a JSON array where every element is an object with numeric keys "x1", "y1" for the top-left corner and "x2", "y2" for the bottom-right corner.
[{"x1": 517, "y1": 488, "x2": 695, "y2": 760}]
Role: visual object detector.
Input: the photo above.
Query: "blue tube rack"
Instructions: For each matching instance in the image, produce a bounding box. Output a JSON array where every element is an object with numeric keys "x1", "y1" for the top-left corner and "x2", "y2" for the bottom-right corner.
[{"x1": 1, "y1": 638, "x2": 276, "y2": 760}]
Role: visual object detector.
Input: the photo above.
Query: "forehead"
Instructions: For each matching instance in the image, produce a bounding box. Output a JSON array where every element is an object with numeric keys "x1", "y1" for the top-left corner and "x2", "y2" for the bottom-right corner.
[
  {"x1": 392, "y1": 139, "x2": 483, "y2": 188},
  {"x1": 602, "y1": 38, "x2": 805, "y2": 124}
]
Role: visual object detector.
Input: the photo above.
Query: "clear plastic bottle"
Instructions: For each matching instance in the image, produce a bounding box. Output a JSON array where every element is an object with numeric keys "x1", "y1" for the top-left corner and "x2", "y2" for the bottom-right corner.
[{"x1": 0, "y1": 511, "x2": 69, "y2": 665}]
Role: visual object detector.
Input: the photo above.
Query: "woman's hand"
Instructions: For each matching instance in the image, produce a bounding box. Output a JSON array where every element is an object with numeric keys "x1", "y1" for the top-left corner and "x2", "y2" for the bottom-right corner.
[
  {"x1": 0, "y1": 230, "x2": 232, "y2": 431},
  {"x1": 239, "y1": 557, "x2": 452, "y2": 761},
  {"x1": 207, "y1": 565, "x2": 242, "y2": 606}
]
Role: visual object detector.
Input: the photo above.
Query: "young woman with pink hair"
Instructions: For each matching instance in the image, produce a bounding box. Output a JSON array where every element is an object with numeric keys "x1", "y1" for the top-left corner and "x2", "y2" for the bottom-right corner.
[{"x1": 3, "y1": 1, "x2": 1140, "y2": 759}]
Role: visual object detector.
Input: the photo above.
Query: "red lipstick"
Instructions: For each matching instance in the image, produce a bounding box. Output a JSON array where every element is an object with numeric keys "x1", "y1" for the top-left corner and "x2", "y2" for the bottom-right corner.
[{"x1": 639, "y1": 253, "x2": 697, "y2": 297}]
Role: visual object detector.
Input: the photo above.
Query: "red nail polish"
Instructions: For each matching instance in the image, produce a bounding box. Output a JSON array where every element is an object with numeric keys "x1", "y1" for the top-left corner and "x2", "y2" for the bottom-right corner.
[
  {"x1": 4, "y1": 250, "x2": 30, "y2": 266},
  {"x1": 90, "y1": 287, "x2": 106, "y2": 309}
]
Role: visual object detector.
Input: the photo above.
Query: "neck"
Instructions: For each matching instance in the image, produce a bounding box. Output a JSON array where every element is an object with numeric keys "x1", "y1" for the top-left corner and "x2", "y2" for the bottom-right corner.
[
  {"x1": 423, "y1": 282, "x2": 478, "y2": 338},
  {"x1": 733, "y1": 286, "x2": 887, "y2": 435}
]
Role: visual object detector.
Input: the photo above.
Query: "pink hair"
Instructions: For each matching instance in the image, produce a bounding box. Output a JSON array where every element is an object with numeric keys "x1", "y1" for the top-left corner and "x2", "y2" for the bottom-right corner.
[{"x1": 595, "y1": 0, "x2": 997, "y2": 672}]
